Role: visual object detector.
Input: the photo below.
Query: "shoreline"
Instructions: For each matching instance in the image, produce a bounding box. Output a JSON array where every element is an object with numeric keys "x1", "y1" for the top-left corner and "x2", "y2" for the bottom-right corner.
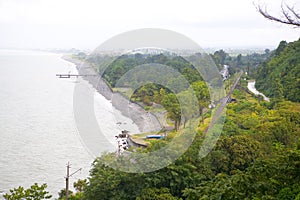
[{"x1": 62, "y1": 55, "x2": 162, "y2": 134}]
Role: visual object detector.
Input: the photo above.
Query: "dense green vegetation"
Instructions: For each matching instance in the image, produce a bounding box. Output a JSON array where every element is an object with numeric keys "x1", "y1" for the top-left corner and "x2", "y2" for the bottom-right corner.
[
  {"x1": 6, "y1": 84, "x2": 299, "y2": 199},
  {"x1": 82, "y1": 86, "x2": 300, "y2": 199},
  {"x1": 101, "y1": 54, "x2": 203, "y2": 88},
  {"x1": 255, "y1": 39, "x2": 300, "y2": 102},
  {"x1": 5, "y1": 41, "x2": 300, "y2": 199},
  {"x1": 95, "y1": 53, "x2": 211, "y2": 130},
  {"x1": 66, "y1": 45, "x2": 300, "y2": 199},
  {"x1": 3, "y1": 183, "x2": 52, "y2": 200},
  {"x1": 210, "y1": 49, "x2": 270, "y2": 76},
  {"x1": 57, "y1": 179, "x2": 87, "y2": 200}
]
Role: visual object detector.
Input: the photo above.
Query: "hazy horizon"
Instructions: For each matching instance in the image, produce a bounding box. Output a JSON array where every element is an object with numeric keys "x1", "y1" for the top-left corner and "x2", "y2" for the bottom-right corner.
[{"x1": 0, "y1": 0, "x2": 299, "y2": 50}]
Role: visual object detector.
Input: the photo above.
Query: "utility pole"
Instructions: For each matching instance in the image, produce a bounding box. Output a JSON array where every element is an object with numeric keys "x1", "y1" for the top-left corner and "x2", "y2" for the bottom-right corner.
[
  {"x1": 65, "y1": 162, "x2": 82, "y2": 200},
  {"x1": 66, "y1": 162, "x2": 70, "y2": 200}
]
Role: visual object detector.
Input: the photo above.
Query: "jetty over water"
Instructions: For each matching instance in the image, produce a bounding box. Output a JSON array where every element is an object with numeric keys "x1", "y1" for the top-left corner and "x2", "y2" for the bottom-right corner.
[{"x1": 56, "y1": 74, "x2": 98, "y2": 78}]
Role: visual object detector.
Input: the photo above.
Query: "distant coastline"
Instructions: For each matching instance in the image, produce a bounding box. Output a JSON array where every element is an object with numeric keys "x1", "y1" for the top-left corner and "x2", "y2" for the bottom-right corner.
[{"x1": 61, "y1": 55, "x2": 162, "y2": 134}]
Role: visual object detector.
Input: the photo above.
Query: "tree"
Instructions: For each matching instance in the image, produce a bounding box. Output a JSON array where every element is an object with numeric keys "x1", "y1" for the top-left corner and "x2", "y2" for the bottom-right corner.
[
  {"x1": 216, "y1": 135, "x2": 261, "y2": 173},
  {"x1": 177, "y1": 90, "x2": 198, "y2": 127},
  {"x1": 73, "y1": 179, "x2": 87, "y2": 193},
  {"x1": 136, "y1": 188, "x2": 180, "y2": 200},
  {"x1": 236, "y1": 54, "x2": 242, "y2": 67},
  {"x1": 58, "y1": 179, "x2": 87, "y2": 200},
  {"x1": 275, "y1": 40, "x2": 288, "y2": 56},
  {"x1": 3, "y1": 183, "x2": 52, "y2": 200},
  {"x1": 256, "y1": 1, "x2": 300, "y2": 27},
  {"x1": 212, "y1": 50, "x2": 228, "y2": 69},
  {"x1": 58, "y1": 189, "x2": 73, "y2": 200},
  {"x1": 162, "y1": 93, "x2": 181, "y2": 130},
  {"x1": 255, "y1": 39, "x2": 300, "y2": 102},
  {"x1": 190, "y1": 81, "x2": 210, "y2": 123}
]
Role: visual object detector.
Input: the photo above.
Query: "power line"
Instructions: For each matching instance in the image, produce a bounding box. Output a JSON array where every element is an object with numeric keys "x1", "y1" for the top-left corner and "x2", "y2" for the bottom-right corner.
[{"x1": 65, "y1": 162, "x2": 82, "y2": 200}]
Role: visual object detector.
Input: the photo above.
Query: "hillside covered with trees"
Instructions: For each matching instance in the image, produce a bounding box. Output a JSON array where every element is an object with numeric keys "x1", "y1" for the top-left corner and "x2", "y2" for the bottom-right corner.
[
  {"x1": 101, "y1": 54, "x2": 203, "y2": 88},
  {"x1": 61, "y1": 46, "x2": 300, "y2": 199},
  {"x1": 6, "y1": 41, "x2": 300, "y2": 199},
  {"x1": 81, "y1": 84, "x2": 300, "y2": 200},
  {"x1": 255, "y1": 39, "x2": 300, "y2": 102},
  {"x1": 79, "y1": 41, "x2": 300, "y2": 199}
]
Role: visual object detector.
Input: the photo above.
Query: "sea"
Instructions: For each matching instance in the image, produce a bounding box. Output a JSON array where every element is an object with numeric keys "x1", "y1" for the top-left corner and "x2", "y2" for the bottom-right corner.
[{"x1": 0, "y1": 49, "x2": 139, "y2": 198}]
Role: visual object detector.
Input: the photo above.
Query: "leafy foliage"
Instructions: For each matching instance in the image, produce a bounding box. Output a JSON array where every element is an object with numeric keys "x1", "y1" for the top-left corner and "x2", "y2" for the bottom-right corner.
[
  {"x1": 162, "y1": 93, "x2": 181, "y2": 130},
  {"x1": 136, "y1": 188, "x2": 181, "y2": 200},
  {"x1": 81, "y1": 86, "x2": 300, "y2": 200},
  {"x1": 73, "y1": 43, "x2": 300, "y2": 199},
  {"x1": 58, "y1": 179, "x2": 87, "y2": 200},
  {"x1": 102, "y1": 54, "x2": 202, "y2": 87},
  {"x1": 256, "y1": 39, "x2": 300, "y2": 102},
  {"x1": 210, "y1": 49, "x2": 270, "y2": 76},
  {"x1": 3, "y1": 183, "x2": 52, "y2": 200},
  {"x1": 95, "y1": 52, "x2": 211, "y2": 130}
]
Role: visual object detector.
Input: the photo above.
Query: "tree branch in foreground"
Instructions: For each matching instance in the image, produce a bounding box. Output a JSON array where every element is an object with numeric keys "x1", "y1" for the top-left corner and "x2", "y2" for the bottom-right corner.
[{"x1": 256, "y1": 1, "x2": 300, "y2": 27}]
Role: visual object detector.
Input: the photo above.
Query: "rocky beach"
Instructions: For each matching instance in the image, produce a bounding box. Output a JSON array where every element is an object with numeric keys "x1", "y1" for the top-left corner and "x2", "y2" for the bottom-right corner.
[{"x1": 62, "y1": 55, "x2": 162, "y2": 134}]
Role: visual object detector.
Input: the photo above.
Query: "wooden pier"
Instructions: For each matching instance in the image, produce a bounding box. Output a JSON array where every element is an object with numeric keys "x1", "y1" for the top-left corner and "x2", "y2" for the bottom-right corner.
[{"x1": 56, "y1": 74, "x2": 98, "y2": 78}]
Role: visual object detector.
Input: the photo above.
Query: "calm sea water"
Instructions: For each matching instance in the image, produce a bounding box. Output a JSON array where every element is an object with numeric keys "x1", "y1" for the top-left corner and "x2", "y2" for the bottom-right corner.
[{"x1": 0, "y1": 49, "x2": 139, "y2": 198}]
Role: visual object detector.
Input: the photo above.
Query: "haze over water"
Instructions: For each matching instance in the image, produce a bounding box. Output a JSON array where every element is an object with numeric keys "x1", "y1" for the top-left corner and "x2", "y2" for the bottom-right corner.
[{"x1": 0, "y1": 49, "x2": 139, "y2": 198}]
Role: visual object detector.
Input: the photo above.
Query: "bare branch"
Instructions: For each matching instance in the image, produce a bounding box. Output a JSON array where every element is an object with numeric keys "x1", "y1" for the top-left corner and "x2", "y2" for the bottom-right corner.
[
  {"x1": 281, "y1": 3, "x2": 294, "y2": 24},
  {"x1": 256, "y1": 1, "x2": 300, "y2": 27},
  {"x1": 286, "y1": 5, "x2": 300, "y2": 19}
]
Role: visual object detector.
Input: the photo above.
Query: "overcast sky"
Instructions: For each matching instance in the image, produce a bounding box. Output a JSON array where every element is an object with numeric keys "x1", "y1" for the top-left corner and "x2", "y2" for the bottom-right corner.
[{"x1": 0, "y1": 0, "x2": 299, "y2": 50}]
